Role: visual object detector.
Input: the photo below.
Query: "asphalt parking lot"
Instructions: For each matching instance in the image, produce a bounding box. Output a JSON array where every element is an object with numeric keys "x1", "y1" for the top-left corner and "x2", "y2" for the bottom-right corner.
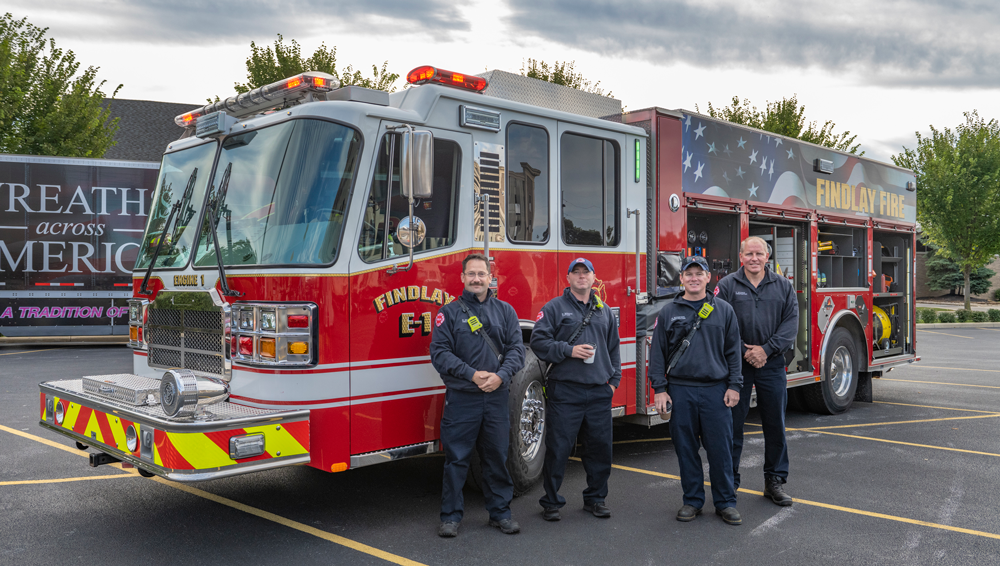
[{"x1": 3, "y1": 328, "x2": 1000, "y2": 565}]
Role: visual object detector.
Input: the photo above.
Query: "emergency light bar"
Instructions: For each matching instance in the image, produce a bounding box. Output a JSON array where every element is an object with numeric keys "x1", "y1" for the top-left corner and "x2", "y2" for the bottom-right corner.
[
  {"x1": 407, "y1": 66, "x2": 487, "y2": 92},
  {"x1": 174, "y1": 71, "x2": 340, "y2": 128}
]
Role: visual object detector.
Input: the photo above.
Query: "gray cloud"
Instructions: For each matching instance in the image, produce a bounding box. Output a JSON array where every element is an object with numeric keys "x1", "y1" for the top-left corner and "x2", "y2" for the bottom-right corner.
[
  {"x1": 505, "y1": 0, "x2": 1000, "y2": 88},
  {"x1": 8, "y1": 0, "x2": 470, "y2": 44}
]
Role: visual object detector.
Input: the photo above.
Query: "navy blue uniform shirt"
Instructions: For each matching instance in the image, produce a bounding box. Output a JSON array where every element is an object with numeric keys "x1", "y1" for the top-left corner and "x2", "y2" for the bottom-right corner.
[
  {"x1": 430, "y1": 289, "x2": 526, "y2": 393},
  {"x1": 530, "y1": 288, "x2": 621, "y2": 388},
  {"x1": 648, "y1": 295, "x2": 743, "y2": 393},
  {"x1": 716, "y1": 267, "x2": 798, "y2": 359}
]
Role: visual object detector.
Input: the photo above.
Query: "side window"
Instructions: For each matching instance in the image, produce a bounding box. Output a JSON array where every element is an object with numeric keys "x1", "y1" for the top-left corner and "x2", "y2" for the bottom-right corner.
[
  {"x1": 506, "y1": 123, "x2": 549, "y2": 243},
  {"x1": 359, "y1": 134, "x2": 461, "y2": 262},
  {"x1": 560, "y1": 133, "x2": 620, "y2": 246}
]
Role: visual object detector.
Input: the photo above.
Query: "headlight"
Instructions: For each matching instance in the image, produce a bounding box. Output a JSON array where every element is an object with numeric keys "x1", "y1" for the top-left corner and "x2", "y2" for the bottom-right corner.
[
  {"x1": 55, "y1": 401, "x2": 65, "y2": 425},
  {"x1": 159, "y1": 369, "x2": 229, "y2": 418}
]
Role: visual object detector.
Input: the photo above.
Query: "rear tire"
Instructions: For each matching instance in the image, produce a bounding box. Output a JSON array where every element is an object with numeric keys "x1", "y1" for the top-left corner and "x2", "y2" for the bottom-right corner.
[
  {"x1": 137, "y1": 467, "x2": 156, "y2": 478},
  {"x1": 75, "y1": 442, "x2": 89, "y2": 451},
  {"x1": 804, "y1": 327, "x2": 859, "y2": 414}
]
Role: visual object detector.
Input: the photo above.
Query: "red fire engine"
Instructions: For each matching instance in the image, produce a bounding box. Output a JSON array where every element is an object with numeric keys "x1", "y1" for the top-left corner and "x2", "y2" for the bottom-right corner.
[{"x1": 38, "y1": 65, "x2": 918, "y2": 490}]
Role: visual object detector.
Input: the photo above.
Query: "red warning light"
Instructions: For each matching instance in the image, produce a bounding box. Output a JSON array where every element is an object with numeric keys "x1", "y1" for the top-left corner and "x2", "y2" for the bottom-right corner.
[
  {"x1": 406, "y1": 66, "x2": 487, "y2": 92},
  {"x1": 287, "y1": 77, "x2": 302, "y2": 89}
]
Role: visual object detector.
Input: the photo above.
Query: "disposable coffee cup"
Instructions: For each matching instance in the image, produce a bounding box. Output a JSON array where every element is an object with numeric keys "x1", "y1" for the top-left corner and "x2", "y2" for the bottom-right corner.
[{"x1": 584, "y1": 343, "x2": 596, "y2": 364}]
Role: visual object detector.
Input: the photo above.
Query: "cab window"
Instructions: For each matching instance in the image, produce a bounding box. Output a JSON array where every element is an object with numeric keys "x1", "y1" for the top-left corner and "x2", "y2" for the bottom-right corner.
[
  {"x1": 506, "y1": 123, "x2": 549, "y2": 243},
  {"x1": 359, "y1": 134, "x2": 461, "y2": 262},
  {"x1": 560, "y1": 133, "x2": 620, "y2": 247}
]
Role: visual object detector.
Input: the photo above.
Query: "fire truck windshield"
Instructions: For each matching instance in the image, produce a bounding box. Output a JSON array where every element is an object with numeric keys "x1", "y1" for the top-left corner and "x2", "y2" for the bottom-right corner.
[
  {"x1": 194, "y1": 119, "x2": 362, "y2": 267},
  {"x1": 136, "y1": 141, "x2": 217, "y2": 270}
]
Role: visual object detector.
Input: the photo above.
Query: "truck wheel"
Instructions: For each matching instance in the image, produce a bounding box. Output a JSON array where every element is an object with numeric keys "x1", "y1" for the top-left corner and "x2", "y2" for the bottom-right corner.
[
  {"x1": 804, "y1": 327, "x2": 859, "y2": 414},
  {"x1": 465, "y1": 348, "x2": 547, "y2": 496},
  {"x1": 75, "y1": 442, "x2": 89, "y2": 451},
  {"x1": 508, "y1": 347, "x2": 546, "y2": 495},
  {"x1": 137, "y1": 467, "x2": 156, "y2": 478}
]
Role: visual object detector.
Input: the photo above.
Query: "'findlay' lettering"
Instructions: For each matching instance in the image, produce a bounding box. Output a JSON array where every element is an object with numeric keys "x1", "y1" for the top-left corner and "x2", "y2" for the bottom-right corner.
[
  {"x1": 816, "y1": 179, "x2": 906, "y2": 219},
  {"x1": 373, "y1": 285, "x2": 454, "y2": 312}
]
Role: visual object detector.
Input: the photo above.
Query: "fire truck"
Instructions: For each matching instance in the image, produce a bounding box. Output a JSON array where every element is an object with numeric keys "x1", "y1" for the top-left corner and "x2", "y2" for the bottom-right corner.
[{"x1": 38, "y1": 66, "x2": 918, "y2": 489}]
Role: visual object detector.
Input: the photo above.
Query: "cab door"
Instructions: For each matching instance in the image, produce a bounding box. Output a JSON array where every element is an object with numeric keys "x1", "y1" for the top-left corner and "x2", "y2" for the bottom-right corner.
[
  {"x1": 555, "y1": 122, "x2": 632, "y2": 409},
  {"x1": 347, "y1": 123, "x2": 472, "y2": 455}
]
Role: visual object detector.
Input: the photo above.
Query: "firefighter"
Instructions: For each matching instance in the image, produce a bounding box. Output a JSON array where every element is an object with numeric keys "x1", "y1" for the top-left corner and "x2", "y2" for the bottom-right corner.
[
  {"x1": 649, "y1": 256, "x2": 744, "y2": 525},
  {"x1": 429, "y1": 253, "x2": 526, "y2": 537},
  {"x1": 716, "y1": 236, "x2": 798, "y2": 506},
  {"x1": 531, "y1": 257, "x2": 621, "y2": 521}
]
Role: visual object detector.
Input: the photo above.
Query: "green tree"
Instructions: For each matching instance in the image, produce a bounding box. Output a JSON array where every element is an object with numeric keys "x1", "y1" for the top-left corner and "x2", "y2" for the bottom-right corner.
[
  {"x1": 0, "y1": 13, "x2": 120, "y2": 157},
  {"x1": 922, "y1": 236, "x2": 994, "y2": 296},
  {"x1": 698, "y1": 95, "x2": 862, "y2": 155},
  {"x1": 520, "y1": 59, "x2": 613, "y2": 98},
  {"x1": 894, "y1": 111, "x2": 1000, "y2": 310},
  {"x1": 233, "y1": 35, "x2": 398, "y2": 95}
]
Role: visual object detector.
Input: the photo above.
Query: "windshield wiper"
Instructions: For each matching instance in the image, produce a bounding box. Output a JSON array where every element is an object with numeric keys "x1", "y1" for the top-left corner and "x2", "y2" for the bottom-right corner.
[
  {"x1": 140, "y1": 169, "x2": 197, "y2": 296},
  {"x1": 206, "y1": 163, "x2": 242, "y2": 297}
]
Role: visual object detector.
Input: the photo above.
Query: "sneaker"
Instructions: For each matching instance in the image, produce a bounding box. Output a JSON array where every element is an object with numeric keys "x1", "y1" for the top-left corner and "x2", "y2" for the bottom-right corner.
[
  {"x1": 488, "y1": 518, "x2": 521, "y2": 534},
  {"x1": 542, "y1": 507, "x2": 561, "y2": 521},
  {"x1": 438, "y1": 521, "x2": 459, "y2": 537},
  {"x1": 583, "y1": 502, "x2": 611, "y2": 518}
]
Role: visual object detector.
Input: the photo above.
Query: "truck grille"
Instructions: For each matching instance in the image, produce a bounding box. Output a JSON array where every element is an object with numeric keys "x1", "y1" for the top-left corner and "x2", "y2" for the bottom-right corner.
[{"x1": 147, "y1": 301, "x2": 226, "y2": 378}]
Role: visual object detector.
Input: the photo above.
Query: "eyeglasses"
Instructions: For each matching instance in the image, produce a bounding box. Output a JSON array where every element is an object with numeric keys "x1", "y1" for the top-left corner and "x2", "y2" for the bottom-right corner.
[{"x1": 464, "y1": 271, "x2": 489, "y2": 279}]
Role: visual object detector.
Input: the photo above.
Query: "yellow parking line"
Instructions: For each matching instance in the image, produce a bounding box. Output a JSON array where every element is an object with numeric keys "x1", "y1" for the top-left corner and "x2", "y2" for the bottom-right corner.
[
  {"x1": 802, "y1": 414, "x2": 1000, "y2": 431},
  {"x1": 802, "y1": 430, "x2": 1000, "y2": 458},
  {"x1": 905, "y1": 365, "x2": 1000, "y2": 374},
  {"x1": 881, "y1": 378, "x2": 1000, "y2": 390},
  {"x1": 916, "y1": 329, "x2": 974, "y2": 339},
  {"x1": 2, "y1": 424, "x2": 425, "y2": 566},
  {"x1": 604, "y1": 461, "x2": 1000, "y2": 540},
  {"x1": 0, "y1": 347, "x2": 63, "y2": 356},
  {"x1": 874, "y1": 401, "x2": 1000, "y2": 414},
  {"x1": 1, "y1": 474, "x2": 137, "y2": 486},
  {"x1": 156, "y1": 479, "x2": 425, "y2": 565}
]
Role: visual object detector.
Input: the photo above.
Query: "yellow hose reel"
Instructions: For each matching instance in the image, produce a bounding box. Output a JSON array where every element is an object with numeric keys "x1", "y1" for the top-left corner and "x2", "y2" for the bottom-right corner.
[{"x1": 872, "y1": 305, "x2": 894, "y2": 349}]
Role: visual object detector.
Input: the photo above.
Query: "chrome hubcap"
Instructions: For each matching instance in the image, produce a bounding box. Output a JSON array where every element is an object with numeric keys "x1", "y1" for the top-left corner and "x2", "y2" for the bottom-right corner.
[
  {"x1": 830, "y1": 345, "x2": 853, "y2": 397},
  {"x1": 518, "y1": 381, "x2": 545, "y2": 460}
]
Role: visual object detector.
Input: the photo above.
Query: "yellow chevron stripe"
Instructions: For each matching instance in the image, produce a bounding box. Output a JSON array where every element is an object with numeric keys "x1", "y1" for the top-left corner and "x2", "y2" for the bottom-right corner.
[
  {"x1": 83, "y1": 410, "x2": 104, "y2": 445},
  {"x1": 244, "y1": 424, "x2": 308, "y2": 458},
  {"x1": 62, "y1": 399, "x2": 83, "y2": 431},
  {"x1": 153, "y1": 436, "x2": 164, "y2": 467},
  {"x1": 166, "y1": 430, "x2": 231, "y2": 469},
  {"x1": 107, "y1": 415, "x2": 129, "y2": 453}
]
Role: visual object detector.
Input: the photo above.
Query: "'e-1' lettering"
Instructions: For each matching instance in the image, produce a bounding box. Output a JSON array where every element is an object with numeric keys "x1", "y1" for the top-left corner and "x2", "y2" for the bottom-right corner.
[{"x1": 399, "y1": 312, "x2": 432, "y2": 337}]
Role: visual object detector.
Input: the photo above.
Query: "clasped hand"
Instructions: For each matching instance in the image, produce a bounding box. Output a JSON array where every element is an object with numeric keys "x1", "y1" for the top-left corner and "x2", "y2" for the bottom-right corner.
[{"x1": 472, "y1": 370, "x2": 502, "y2": 393}]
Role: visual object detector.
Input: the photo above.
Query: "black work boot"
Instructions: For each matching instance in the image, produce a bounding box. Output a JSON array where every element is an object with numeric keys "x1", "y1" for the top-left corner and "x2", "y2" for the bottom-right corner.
[{"x1": 764, "y1": 476, "x2": 793, "y2": 506}]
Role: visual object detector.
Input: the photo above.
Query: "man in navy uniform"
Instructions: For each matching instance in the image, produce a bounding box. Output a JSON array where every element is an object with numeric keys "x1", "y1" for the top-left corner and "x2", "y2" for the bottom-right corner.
[
  {"x1": 716, "y1": 236, "x2": 798, "y2": 506},
  {"x1": 649, "y1": 256, "x2": 744, "y2": 525},
  {"x1": 531, "y1": 257, "x2": 621, "y2": 521},
  {"x1": 430, "y1": 253, "x2": 525, "y2": 537}
]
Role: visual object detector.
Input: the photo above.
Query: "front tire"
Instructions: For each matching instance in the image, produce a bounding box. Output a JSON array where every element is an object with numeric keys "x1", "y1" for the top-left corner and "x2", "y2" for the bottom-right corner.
[
  {"x1": 507, "y1": 347, "x2": 546, "y2": 495},
  {"x1": 804, "y1": 327, "x2": 859, "y2": 414}
]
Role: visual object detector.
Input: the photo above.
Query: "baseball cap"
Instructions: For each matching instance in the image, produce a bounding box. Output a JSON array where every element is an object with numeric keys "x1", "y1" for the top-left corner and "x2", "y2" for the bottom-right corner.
[
  {"x1": 680, "y1": 255, "x2": 710, "y2": 272},
  {"x1": 568, "y1": 257, "x2": 595, "y2": 273}
]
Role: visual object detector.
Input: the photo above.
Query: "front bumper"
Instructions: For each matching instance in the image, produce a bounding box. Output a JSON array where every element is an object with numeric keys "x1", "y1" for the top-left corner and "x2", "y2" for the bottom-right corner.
[{"x1": 40, "y1": 375, "x2": 310, "y2": 482}]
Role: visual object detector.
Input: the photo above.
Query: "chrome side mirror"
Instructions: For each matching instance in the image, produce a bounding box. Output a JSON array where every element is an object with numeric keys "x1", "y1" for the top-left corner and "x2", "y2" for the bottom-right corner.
[
  {"x1": 396, "y1": 216, "x2": 426, "y2": 248},
  {"x1": 401, "y1": 130, "x2": 434, "y2": 199}
]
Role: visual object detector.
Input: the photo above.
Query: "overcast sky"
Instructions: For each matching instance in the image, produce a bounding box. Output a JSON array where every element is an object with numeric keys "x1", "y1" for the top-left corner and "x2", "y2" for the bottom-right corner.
[{"x1": 8, "y1": 0, "x2": 999, "y2": 164}]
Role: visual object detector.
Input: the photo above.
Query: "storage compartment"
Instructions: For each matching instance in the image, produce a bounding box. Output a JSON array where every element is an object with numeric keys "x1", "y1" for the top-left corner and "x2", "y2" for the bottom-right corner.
[
  {"x1": 816, "y1": 224, "x2": 867, "y2": 289},
  {"x1": 872, "y1": 230, "x2": 913, "y2": 357},
  {"x1": 750, "y1": 221, "x2": 812, "y2": 374},
  {"x1": 685, "y1": 212, "x2": 739, "y2": 295}
]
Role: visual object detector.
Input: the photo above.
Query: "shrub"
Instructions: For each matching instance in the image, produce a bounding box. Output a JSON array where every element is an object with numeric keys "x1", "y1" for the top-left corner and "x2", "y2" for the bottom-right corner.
[
  {"x1": 971, "y1": 310, "x2": 988, "y2": 322},
  {"x1": 955, "y1": 309, "x2": 971, "y2": 322},
  {"x1": 995, "y1": 289, "x2": 1000, "y2": 302},
  {"x1": 937, "y1": 311, "x2": 956, "y2": 323},
  {"x1": 919, "y1": 309, "x2": 938, "y2": 324},
  {"x1": 989, "y1": 309, "x2": 1000, "y2": 322}
]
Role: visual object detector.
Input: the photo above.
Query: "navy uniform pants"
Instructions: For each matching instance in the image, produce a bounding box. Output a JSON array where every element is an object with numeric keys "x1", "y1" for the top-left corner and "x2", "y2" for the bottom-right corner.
[
  {"x1": 731, "y1": 357, "x2": 789, "y2": 489},
  {"x1": 440, "y1": 388, "x2": 514, "y2": 523},
  {"x1": 669, "y1": 381, "x2": 737, "y2": 510},
  {"x1": 540, "y1": 380, "x2": 614, "y2": 509}
]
